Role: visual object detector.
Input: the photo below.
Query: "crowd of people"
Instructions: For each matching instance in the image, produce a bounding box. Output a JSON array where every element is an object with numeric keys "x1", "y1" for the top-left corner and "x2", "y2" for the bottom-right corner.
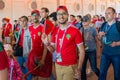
[{"x1": 0, "y1": 5, "x2": 120, "y2": 80}]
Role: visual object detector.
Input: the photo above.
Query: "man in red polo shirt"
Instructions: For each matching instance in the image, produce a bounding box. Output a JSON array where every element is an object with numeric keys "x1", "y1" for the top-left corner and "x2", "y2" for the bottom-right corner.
[
  {"x1": 3, "y1": 17, "x2": 12, "y2": 44},
  {"x1": 42, "y1": 6, "x2": 85, "y2": 80},
  {"x1": 27, "y1": 10, "x2": 52, "y2": 80},
  {"x1": 40, "y1": 7, "x2": 54, "y2": 35}
]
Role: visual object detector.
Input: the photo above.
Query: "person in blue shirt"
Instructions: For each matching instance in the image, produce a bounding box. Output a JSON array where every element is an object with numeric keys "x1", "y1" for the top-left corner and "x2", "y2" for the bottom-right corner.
[
  {"x1": 75, "y1": 15, "x2": 83, "y2": 30},
  {"x1": 98, "y1": 7, "x2": 120, "y2": 80}
]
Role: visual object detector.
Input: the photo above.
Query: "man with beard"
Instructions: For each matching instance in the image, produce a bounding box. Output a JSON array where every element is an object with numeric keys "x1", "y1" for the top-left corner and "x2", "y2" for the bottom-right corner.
[
  {"x1": 27, "y1": 10, "x2": 52, "y2": 80},
  {"x1": 41, "y1": 6, "x2": 85, "y2": 80}
]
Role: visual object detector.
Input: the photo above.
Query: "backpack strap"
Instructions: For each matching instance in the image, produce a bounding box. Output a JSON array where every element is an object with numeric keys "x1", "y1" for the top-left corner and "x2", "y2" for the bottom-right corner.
[
  {"x1": 116, "y1": 21, "x2": 120, "y2": 33},
  {"x1": 100, "y1": 21, "x2": 120, "y2": 33},
  {"x1": 100, "y1": 22, "x2": 107, "y2": 31}
]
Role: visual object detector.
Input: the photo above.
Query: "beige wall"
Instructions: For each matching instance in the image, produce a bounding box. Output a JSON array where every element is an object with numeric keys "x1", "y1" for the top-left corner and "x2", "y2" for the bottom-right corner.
[{"x1": 0, "y1": 0, "x2": 120, "y2": 25}]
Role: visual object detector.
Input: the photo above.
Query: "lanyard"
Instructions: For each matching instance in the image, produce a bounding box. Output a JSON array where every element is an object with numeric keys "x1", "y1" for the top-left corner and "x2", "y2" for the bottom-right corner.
[
  {"x1": 105, "y1": 24, "x2": 112, "y2": 34},
  {"x1": 105, "y1": 22, "x2": 115, "y2": 34},
  {"x1": 55, "y1": 25, "x2": 70, "y2": 53}
]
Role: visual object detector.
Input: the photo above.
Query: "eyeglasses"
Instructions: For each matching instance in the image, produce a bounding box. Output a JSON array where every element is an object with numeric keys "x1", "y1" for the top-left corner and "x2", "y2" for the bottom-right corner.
[
  {"x1": 32, "y1": 13, "x2": 39, "y2": 17},
  {"x1": 57, "y1": 12, "x2": 67, "y2": 16}
]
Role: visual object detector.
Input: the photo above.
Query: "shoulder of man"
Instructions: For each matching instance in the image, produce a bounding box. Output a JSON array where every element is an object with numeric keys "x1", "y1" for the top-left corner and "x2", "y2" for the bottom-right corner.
[
  {"x1": 116, "y1": 21, "x2": 120, "y2": 33},
  {"x1": 100, "y1": 21, "x2": 107, "y2": 31}
]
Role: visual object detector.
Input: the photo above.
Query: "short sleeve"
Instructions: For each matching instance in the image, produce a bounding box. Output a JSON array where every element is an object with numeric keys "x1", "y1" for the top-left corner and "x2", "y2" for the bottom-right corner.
[
  {"x1": 51, "y1": 28, "x2": 58, "y2": 43},
  {"x1": 75, "y1": 30, "x2": 83, "y2": 45},
  {"x1": 92, "y1": 28, "x2": 98, "y2": 37}
]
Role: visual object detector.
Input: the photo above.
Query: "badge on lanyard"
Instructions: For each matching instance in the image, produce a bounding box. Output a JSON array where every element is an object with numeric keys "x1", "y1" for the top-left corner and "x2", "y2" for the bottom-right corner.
[
  {"x1": 102, "y1": 36, "x2": 112, "y2": 45},
  {"x1": 56, "y1": 53, "x2": 62, "y2": 62},
  {"x1": 55, "y1": 25, "x2": 70, "y2": 62}
]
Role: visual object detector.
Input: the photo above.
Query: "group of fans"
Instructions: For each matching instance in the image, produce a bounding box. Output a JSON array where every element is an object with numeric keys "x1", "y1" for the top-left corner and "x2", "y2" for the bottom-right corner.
[{"x1": 0, "y1": 5, "x2": 120, "y2": 80}]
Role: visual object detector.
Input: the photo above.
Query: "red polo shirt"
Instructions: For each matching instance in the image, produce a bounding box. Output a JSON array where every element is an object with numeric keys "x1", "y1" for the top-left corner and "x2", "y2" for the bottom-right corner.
[
  {"x1": 44, "y1": 19, "x2": 54, "y2": 35},
  {"x1": 4, "y1": 23, "x2": 12, "y2": 37},
  {"x1": 52, "y1": 25, "x2": 83, "y2": 66},
  {"x1": 28, "y1": 24, "x2": 52, "y2": 77}
]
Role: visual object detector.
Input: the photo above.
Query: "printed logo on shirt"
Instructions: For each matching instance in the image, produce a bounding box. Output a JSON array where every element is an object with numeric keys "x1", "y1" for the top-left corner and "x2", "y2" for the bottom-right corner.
[
  {"x1": 38, "y1": 32, "x2": 41, "y2": 36},
  {"x1": 66, "y1": 34, "x2": 71, "y2": 40}
]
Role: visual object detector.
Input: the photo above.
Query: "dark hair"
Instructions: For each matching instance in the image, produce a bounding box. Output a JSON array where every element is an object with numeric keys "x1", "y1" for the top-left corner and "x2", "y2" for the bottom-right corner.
[
  {"x1": 70, "y1": 14, "x2": 75, "y2": 17},
  {"x1": 95, "y1": 15, "x2": 99, "y2": 18},
  {"x1": 21, "y1": 16, "x2": 28, "y2": 21},
  {"x1": 101, "y1": 16, "x2": 106, "y2": 22},
  {"x1": 41, "y1": 7, "x2": 49, "y2": 13},
  {"x1": 107, "y1": 7, "x2": 116, "y2": 13},
  {"x1": 2, "y1": 18, "x2": 5, "y2": 21},
  {"x1": 14, "y1": 20, "x2": 17, "y2": 22},
  {"x1": 77, "y1": 15, "x2": 83, "y2": 21},
  {"x1": 49, "y1": 12, "x2": 57, "y2": 21}
]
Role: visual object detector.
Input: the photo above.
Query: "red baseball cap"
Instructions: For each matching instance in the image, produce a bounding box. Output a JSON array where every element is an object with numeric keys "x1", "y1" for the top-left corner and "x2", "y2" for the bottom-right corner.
[
  {"x1": 56, "y1": 6, "x2": 68, "y2": 13},
  {"x1": 31, "y1": 10, "x2": 40, "y2": 15},
  {"x1": 4, "y1": 17, "x2": 10, "y2": 22}
]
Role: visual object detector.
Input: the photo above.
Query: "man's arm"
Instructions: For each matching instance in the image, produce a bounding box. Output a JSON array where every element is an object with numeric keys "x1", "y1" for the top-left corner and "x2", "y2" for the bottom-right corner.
[
  {"x1": 95, "y1": 36, "x2": 101, "y2": 55},
  {"x1": 39, "y1": 45, "x2": 47, "y2": 68},
  {"x1": 41, "y1": 33, "x2": 55, "y2": 53},
  {"x1": 110, "y1": 41, "x2": 120, "y2": 47},
  {"x1": 77, "y1": 43, "x2": 85, "y2": 70},
  {"x1": 74, "y1": 43, "x2": 85, "y2": 79},
  {"x1": 46, "y1": 43, "x2": 55, "y2": 53}
]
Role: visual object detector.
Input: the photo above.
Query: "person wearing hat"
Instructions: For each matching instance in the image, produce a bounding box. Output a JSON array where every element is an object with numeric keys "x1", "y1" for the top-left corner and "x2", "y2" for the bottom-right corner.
[
  {"x1": 1, "y1": 18, "x2": 6, "y2": 40},
  {"x1": 41, "y1": 5, "x2": 85, "y2": 80},
  {"x1": 80, "y1": 15, "x2": 100, "y2": 80},
  {"x1": 3, "y1": 17, "x2": 13, "y2": 44},
  {"x1": 27, "y1": 10, "x2": 52, "y2": 80}
]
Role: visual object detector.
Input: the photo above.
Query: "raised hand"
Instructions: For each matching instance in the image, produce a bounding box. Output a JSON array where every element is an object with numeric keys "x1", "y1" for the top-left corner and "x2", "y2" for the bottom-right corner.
[
  {"x1": 41, "y1": 33, "x2": 49, "y2": 45},
  {"x1": 98, "y1": 31, "x2": 106, "y2": 39}
]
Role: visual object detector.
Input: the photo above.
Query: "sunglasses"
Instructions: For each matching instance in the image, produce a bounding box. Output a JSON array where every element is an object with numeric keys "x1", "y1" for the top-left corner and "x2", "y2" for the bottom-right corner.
[{"x1": 57, "y1": 12, "x2": 67, "y2": 16}]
